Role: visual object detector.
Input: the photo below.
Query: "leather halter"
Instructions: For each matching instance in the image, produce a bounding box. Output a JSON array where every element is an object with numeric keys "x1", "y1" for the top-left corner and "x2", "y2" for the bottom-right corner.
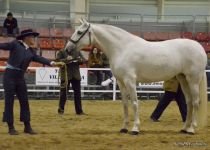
[{"x1": 69, "y1": 24, "x2": 91, "y2": 46}]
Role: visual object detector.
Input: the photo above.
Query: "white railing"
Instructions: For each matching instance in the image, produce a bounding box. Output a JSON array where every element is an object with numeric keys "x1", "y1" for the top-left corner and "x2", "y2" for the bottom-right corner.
[{"x1": 0, "y1": 66, "x2": 210, "y2": 100}]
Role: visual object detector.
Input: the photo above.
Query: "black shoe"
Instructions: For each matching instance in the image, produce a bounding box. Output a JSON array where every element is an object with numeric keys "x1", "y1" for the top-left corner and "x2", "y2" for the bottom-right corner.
[
  {"x1": 9, "y1": 128, "x2": 19, "y2": 135},
  {"x1": 76, "y1": 112, "x2": 86, "y2": 115},
  {"x1": 150, "y1": 117, "x2": 160, "y2": 122},
  {"x1": 58, "y1": 108, "x2": 64, "y2": 114},
  {"x1": 24, "y1": 127, "x2": 37, "y2": 135}
]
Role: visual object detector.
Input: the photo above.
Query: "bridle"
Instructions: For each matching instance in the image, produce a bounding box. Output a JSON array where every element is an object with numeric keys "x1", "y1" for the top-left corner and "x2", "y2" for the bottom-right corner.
[{"x1": 69, "y1": 24, "x2": 91, "y2": 46}]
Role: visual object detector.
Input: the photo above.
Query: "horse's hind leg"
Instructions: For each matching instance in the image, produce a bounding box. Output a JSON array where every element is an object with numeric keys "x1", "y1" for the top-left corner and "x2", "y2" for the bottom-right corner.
[
  {"x1": 187, "y1": 75, "x2": 202, "y2": 132},
  {"x1": 178, "y1": 74, "x2": 201, "y2": 134},
  {"x1": 176, "y1": 74, "x2": 193, "y2": 133},
  {"x1": 118, "y1": 80, "x2": 129, "y2": 133}
]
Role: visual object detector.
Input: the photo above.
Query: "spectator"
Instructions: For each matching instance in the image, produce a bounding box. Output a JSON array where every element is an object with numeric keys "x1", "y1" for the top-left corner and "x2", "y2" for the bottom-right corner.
[
  {"x1": 3, "y1": 12, "x2": 19, "y2": 36},
  {"x1": 206, "y1": 58, "x2": 210, "y2": 87},
  {"x1": 88, "y1": 48, "x2": 103, "y2": 85},
  {"x1": 150, "y1": 77, "x2": 187, "y2": 122},
  {"x1": 56, "y1": 48, "x2": 86, "y2": 115},
  {"x1": 206, "y1": 57, "x2": 210, "y2": 100}
]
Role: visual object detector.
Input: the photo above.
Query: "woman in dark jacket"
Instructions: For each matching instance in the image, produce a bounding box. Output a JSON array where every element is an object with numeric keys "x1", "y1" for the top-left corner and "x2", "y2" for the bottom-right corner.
[
  {"x1": 88, "y1": 48, "x2": 103, "y2": 85},
  {"x1": 0, "y1": 29, "x2": 63, "y2": 135}
]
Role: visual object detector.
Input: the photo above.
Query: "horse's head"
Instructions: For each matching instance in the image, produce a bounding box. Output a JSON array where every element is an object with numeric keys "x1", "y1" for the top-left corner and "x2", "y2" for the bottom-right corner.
[{"x1": 65, "y1": 19, "x2": 92, "y2": 52}]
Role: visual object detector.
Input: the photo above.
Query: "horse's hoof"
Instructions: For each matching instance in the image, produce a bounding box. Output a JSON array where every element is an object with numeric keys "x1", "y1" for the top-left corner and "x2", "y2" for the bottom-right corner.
[
  {"x1": 179, "y1": 130, "x2": 194, "y2": 135},
  {"x1": 130, "y1": 131, "x2": 139, "y2": 135},
  {"x1": 120, "y1": 129, "x2": 128, "y2": 133},
  {"x1": 180, "y1": 129, "x2": 187, "y2": 133}
]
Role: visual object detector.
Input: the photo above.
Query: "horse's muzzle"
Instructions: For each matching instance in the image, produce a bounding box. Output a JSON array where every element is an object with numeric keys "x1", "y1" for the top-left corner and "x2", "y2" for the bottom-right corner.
[{"x1": 65, "y1": 41, "x2": 76, "y2": 52}]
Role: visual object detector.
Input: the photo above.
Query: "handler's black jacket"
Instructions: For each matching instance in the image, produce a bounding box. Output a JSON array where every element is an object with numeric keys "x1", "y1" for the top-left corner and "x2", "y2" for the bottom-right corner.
[{"x1": 0, "y1": 40, "x2": 51, "y2": 72}]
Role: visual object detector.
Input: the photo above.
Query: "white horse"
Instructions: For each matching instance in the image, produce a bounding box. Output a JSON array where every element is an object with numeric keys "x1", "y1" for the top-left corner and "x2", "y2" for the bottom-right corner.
[{"x1": 65, "y1": 19, "x2": 207, "y2": 135}]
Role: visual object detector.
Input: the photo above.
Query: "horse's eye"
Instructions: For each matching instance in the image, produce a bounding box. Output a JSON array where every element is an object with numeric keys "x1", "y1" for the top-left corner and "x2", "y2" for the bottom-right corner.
[{"x1": 77, "y1": 31, "x2": 83, "y2": 35}]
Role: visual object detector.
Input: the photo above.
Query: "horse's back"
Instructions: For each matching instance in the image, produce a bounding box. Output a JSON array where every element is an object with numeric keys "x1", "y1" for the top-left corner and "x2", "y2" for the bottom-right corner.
[
  {"x1": 141, "y1": 38, "x2": 207, "y2": 69},
  {"x1": 114, "y1": 38, "x2": 207, "y2": 82},
  {"x1": 164, "y1": 39, "x2": 207, "y2": 69}
]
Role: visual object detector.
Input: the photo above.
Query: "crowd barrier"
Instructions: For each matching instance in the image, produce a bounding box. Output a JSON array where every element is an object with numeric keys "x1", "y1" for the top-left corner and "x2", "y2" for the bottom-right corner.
[{"x1": 0, "y1": 67, "x2": 210, "y2": 100}]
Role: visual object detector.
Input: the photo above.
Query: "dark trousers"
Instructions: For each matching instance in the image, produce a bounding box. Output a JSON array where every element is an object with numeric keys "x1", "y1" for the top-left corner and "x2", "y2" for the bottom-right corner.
[
  {"x1": 93, "y1": 70, "x2": 102, "y2": 85},
  {"x1": 59, "y1": 78, "x2": 83, "y2": 114},
  {"x1": 151, "y1": 86, "x2": 187, "y2": 122},
  {"x1": 103, "y1": 70, "x2": 112, "y2": 79},
  {"x1": 3, "y1": 69, "x2": 30, "y2": 123},
  {"x1": 91, "y1": 64, "x2": 103, "y2": 85},
  {"x1": 3, "y1": 27, "x2": 19, "y2": 36}
]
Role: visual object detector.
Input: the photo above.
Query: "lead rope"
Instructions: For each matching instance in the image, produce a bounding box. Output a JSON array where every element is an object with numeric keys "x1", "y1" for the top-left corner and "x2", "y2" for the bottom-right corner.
[
  {"x1": 58, "y1": 64, "x2": 68, "y2": 111},
  {"x1": 58, "y1": 64, "x2": 68, "y2": 89}
]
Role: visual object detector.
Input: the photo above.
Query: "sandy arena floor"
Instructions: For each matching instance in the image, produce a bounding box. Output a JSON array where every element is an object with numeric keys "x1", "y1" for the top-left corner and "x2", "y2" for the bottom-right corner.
[{"x1": 0, "y1": 100, "x2": 209, "y2": 150}]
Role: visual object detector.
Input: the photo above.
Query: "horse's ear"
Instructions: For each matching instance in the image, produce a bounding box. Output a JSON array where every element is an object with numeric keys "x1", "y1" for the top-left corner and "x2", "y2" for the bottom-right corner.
[
  {"x1": 82, "y1": 18, "x2": 89, "y2": 24},
  {"x1": 79, "y1": 18, "x2": 84, "y2": 24}
]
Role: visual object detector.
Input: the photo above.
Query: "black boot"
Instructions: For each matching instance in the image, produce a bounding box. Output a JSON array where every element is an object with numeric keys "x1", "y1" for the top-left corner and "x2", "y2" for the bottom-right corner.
[
  {"x1": 9, "y1": 128, "x2": 19, "y2": 135},
  {"x1": 24, "y1": 122, "x2": 37, "y2": 135},
  {"x1": 58, "y1": 108, "x2": 64, "y2": 115},
  {"x1": 7, "y1": 122, "x2": 18, "y2": 135}
]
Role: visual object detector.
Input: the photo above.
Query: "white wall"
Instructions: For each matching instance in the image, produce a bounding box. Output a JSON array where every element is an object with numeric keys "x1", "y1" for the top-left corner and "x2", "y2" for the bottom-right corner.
[
  {"x1": 165, "y1": 0, "x2": 210, "y2": 16},
  {"x1": 1, "y1": 0, "x2": 210, "y2": 16},
  {"x1": 9, "y1": 0, "x2": 70, "y2": 12},
  {"x1": 90, "y1": 0, "x2": 157, "y2": 15},
  {"x1": 0, "y1": 0, "x2": 210, "y2": 32},
  {"x1": 90, "y1": 0, "x2": 210, "y2": 16}
]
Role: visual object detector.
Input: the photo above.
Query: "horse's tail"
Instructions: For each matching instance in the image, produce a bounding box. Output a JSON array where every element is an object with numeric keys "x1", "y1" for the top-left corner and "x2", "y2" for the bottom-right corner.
[{"x1": 198, "y1": 71, "x2": 208, "y2": 128}]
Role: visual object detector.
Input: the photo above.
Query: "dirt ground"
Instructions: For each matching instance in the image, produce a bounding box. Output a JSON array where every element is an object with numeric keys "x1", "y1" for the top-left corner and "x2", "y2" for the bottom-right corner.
[{"x1": 0, "y1": 100, "x2": 209, "y2": 150}]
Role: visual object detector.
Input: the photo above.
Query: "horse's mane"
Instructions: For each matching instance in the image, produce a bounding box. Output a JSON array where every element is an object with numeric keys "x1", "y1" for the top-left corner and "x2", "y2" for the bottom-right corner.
[{"x1": 93, "y1": 23, "x2": 138, "y2": 40}]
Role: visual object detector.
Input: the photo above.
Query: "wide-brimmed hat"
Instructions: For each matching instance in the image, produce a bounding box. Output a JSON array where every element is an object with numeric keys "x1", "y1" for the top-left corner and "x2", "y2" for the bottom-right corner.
[{"x1": 16, "y1": 29, "x2": 39, "y2": 40}]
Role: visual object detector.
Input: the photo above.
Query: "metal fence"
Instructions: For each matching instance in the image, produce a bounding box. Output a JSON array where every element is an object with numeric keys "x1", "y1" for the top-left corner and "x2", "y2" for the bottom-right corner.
[
  {"x1": 0, "y1": 67, "x2": 210, "y2": 101},
  {"x1": 0, "y1": 10, "x2": 210, "y2": 33}
]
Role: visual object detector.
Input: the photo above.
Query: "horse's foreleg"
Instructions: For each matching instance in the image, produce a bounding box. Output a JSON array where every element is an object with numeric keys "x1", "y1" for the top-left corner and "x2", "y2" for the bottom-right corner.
[
  {"x1": 131, "y1": 95, "x2": 140, "y2": 135},
  {"x1": 126, "y1": 80, "x2": 139, "y2": 135},
  {"x1": 118, "y1": 81, "x2": 129, "y2": 133},
  {"x1": 121, "y1": 96, "x2": 129, "y2": 133}
]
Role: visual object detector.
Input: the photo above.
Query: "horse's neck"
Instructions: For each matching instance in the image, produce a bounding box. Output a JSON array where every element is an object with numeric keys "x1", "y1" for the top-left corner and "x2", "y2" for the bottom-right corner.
[{"x1": 91, "y1": 24, "x2": 135, "y2": 60}]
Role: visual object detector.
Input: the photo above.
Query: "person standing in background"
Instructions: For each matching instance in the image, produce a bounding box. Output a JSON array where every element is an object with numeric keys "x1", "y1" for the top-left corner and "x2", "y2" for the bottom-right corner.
[{"x1": 56, "y1": 48, "x2": 86, "y2": 115}]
